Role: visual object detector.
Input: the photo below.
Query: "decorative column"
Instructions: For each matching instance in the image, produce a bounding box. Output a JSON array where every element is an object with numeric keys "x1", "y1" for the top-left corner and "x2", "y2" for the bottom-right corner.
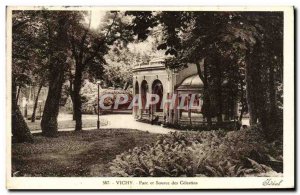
[{"x1": 139, "y1": 80, "x2": 143, "y2": 119}]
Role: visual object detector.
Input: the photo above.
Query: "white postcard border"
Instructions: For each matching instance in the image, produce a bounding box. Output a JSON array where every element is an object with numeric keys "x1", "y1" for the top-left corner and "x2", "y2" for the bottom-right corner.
[{"x1": 6, "y1": 6, "x2": 294, "y2": 190}]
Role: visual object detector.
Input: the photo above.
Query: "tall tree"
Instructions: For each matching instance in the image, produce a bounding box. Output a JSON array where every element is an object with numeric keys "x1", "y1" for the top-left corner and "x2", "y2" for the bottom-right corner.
[
  {"x1": 67, "y1": 11, "x2": 110, "y2": 131},
  {"x1": 40, "y1": 11, "x2": 73, "y2": 137},
  {"x1": 241, "y1": 12, "x2": 283, "y2": 139},
  {"x1": 68, "y1": 11, "x2": 132, "y2": 131},
  {"x1": 127, "y1": 11, "x2": 283, "y2": 137},
  {"x1": 30, "y1": 53, "x2": 48, "y2": 122},
  {"x1": 11, "y1": 11, "x2": 36, "y2": 142},
  {"x1": 30, "y1": 78, "x2": 45, "y2": 122}
]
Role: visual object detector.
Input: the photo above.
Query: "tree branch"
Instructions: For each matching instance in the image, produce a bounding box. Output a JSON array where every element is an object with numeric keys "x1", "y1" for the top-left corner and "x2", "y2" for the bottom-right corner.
[
  {"x1": 70, "y1": 33, "x2": 79, "y2": 64},
  {"x1": 78, "y1": 11, "x2": 92, "y2": 66},
  {"x1": 83, "y1": 12, "x2": 118, "y2": 66},
  {"x1": 196, "y1": 60, "x2": 205, "y2": 82}
]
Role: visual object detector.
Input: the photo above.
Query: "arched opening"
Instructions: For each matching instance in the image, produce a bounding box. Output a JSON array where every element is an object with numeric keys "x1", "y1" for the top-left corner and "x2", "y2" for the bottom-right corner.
[
  {"x1": 141, "y1": 80, "x2": 148, "y2": 113},
  {"x1": 152, "y1": 79, "x2": 163, "y2": 113},
  {"x1": 134, "y1": 81, "x2": 139, "y2": 116},
  {"x1": 134, "y1": 81, "x2": 139, "y2": 95}
]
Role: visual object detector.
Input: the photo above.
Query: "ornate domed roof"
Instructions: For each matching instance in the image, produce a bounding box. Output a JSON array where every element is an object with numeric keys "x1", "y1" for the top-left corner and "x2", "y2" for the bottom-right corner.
[{"x1": 177, "y1": 74, "x2": 204, "y2": 90}]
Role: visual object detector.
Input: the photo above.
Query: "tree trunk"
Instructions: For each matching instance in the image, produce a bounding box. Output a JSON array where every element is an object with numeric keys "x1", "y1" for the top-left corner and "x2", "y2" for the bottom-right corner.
[
  {"x1": 203, "y1": 87, "x2": 212, "y2": 126},
  {"x1": 245, "y1": 75, "x2": 257, "y2": 125},
  {"x1": 16, "y1": 85, "x2": 21, "y2": 104},
  {"x1": 246, "y1": 45, "x2": 268, "y2": 130},
  {"x1": 239, "y1": 108, "x2": 245, "y2": 122},
  {"x1": 245, "y1": 51, "x2": 258, "y2": 126},
  {"x1": 216, "y1": 80, "x2": 223, "y2": 123},
  {"x1": 41, "y1": 61, "x2": 65, "y2": 137},
  {"x1": 215, "y1": 58, "x2": 223, "y2": 123},
  {"x1": 238, "y1": 78, "x2": 246, "y2": 121},
  {"x1": 196, "y1": 60, "x2": 212, "y2": 127},
  {"x1": 73, "y1": 66, "x2": 83, "y2": 131},
  {"x1": 12, "y1": 80, "x2": 34, "y2": 143},
  {"x1": 31, "y1": 83, "x2": 43, "y2": 122},
  {"x1": 71, "y1": 95, "x2": 76, "y2": 120},
  {"x1": 123, "y1": 81, "x2": 129, "y2": 90},
  {"x1": 41, "y1": 15, "x2": 69, "y2": 137},
  {"x1": 69, "y1": 79, "x2": 76, "y2": 120},
  {"x1": 203, "y1": 64, "x2": 212, "y2": 126},
  {"x1": 257, "y1": 61, "x2": 278, "y2": 141},
  {"x1": 268, "y1": 63, "x2": 277, "y2": 123}
]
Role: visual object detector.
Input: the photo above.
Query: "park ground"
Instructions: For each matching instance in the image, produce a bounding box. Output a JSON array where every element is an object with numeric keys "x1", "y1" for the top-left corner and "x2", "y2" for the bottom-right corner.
[
  {"x1": 12, "y1": 129, "x2": 160, "y2": 176},
  {"x1": 12, "y1": 113, "x2": 174, "y2": 177},
  {"x1": 12, "y1": 113, "x2": 252, "y2": 177}
]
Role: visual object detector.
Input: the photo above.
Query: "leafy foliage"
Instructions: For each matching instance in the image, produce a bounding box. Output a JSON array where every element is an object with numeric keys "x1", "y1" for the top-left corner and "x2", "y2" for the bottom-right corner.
[
  {"x1": 67, "y1": 11, "x2": 135, "y2": 130},
  {"x1": 64, "y1": 80, "x2": 133, "y2": 114},
  {"x1": 110, "y1": 127, "x2": 282, "y2": 177},
  {"x1": 12, "y1": 11, "x2": 51, "y2": 90},
  {"x1": 103, "y1": 44, "x2": 135, "y2": 89},
  {"x1": 127, "y1": 11, "x2": 283, "y2": 139}
]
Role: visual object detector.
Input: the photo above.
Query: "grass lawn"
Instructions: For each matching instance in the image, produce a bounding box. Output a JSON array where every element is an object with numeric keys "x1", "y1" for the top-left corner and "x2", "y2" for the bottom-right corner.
[
  {"x1": 26, "y1": 118, "x2": 108, "y2": 131},
  {"x1": 12, "y1": 129, "x2": 160, "y2": 177}
]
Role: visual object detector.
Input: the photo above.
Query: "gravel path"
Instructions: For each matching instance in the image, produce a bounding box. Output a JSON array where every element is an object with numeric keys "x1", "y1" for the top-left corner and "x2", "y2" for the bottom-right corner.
[
  {"x1": 31, "y1": 114, "x2": 176, "y2": 134},
  {"x1": 31, "y1": 113, "x2": 250, "y2": 134},
  {"x1": 101, "y1": 114, "x2": 176, "y2": 134}
]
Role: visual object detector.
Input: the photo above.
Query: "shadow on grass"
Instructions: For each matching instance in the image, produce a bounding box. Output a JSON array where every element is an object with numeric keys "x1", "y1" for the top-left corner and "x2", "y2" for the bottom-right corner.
[{"x1": 11, "y1": 129, "x2": 159, "y2": 177}]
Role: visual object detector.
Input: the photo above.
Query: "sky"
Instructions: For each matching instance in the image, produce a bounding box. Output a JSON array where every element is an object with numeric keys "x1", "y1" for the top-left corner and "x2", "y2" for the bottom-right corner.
[
  {"x1": 90, "y1": 10, "x2": 106, "y2": 29},
  {"x1": 86, "y1": 10, "x2": 164, "y2": 59}
]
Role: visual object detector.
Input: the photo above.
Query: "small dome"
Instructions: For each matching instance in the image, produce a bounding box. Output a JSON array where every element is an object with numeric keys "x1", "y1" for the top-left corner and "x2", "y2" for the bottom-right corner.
[{"x1": 177, "y1": 74, "x2": 204, "y2": 90}]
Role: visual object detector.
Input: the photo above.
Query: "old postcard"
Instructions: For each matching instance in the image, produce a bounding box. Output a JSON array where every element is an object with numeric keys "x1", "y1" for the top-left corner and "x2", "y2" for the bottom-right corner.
[{"x1": 6, "y1": 6, "x2": 294, "y2": 190}]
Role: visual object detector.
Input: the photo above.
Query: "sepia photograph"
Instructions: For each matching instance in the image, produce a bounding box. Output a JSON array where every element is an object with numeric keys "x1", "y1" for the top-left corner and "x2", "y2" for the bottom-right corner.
[{"x1": 6, "y1": 6, "x2": 294, "y2": 190}]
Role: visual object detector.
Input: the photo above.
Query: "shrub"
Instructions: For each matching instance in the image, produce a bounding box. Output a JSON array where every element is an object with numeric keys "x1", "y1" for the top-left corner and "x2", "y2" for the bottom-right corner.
[
  {"x1": 165, "y1": 121, "x2": 240, "y2": 131},
  {"x1": 81, "y1": 88, "x2": 133, "y2": 114},
  {"x1": 109, "y1": 128, "x2": 282, "y2": 177},
  {"x1": 109, "y1": 132, "x2": 196, "y2": 177},
  {"x1": 64, "y1": 79, "x2": 133, "y2": 114}
]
